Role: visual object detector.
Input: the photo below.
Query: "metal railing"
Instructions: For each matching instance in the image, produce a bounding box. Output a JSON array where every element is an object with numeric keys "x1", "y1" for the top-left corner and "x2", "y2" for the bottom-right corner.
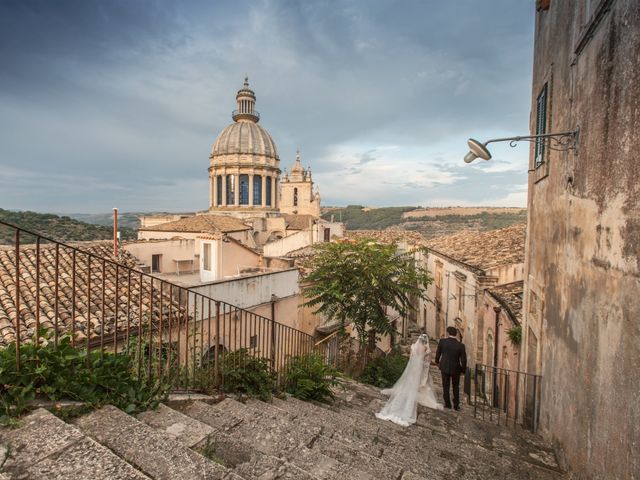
[
  {"x1": 0, "y1": 219, "x2": 316, "y2": 391},
  {"x1": 469, "y1": 363, "x2": 542, "y2": 433}
]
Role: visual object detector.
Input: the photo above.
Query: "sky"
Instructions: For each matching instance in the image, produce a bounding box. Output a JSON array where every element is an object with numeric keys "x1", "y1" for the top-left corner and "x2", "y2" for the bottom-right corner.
[{"x1": 0, "y1": 0, "x2": 534, "y2": 214}]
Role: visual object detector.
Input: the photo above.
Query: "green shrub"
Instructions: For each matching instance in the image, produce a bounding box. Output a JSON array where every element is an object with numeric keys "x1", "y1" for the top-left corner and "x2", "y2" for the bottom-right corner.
[
  {"x1": 507, "y1": 325, "x2": 522, "y2": 346},
  {"x1": 358, "y1": 349, "x2": 408, "y2": 388},
  {"x1": 0, "y1": 331, "x2": 169, "y2": 420},
  {"x1": 219, "y1": 349, "x2": 275, "y2": 401},
  {"x1": 284, "y1": 353, "x2": 342, "y2": 403}
]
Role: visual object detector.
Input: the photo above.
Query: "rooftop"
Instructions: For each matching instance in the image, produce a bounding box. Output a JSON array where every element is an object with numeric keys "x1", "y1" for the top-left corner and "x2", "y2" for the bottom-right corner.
[
  {"x1": 0, "y1": 241, "x2": 176, "y2": 347},
  {"x1": 139, "y1": 214, "x2": 250, "y2": 234},
  {"x1": 488, "y1": 280, "x2": 524, "y2": 325},
  {"x1": 345, "y1": 229, "x2": 425, "y2": 245},
  {"x1": 283, "y1": 214, "x2": 315, "y2": 231},
  {"x1": 426, "y1": 224, "x2": 526, "y2": 272}
]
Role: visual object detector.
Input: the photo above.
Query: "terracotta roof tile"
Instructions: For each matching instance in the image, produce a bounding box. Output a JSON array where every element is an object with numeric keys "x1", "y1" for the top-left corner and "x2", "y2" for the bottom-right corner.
[
  {"x1": 345, "y1": 230, "x2": 425, "y2": 245},
  {"x1": 0, "y1": 241, "x2": 179, "y2": 347},
  {"x1": 488, "y1": 280, "x2": 524, "y2": 324},
  {"x1": 139, "y1": 214, "x2": 250, "y2": 234},
  {"x1": 426, "y1": 224, "x2": 526, "y2": 272},
  {"x1": 283, "y1": 214, "x2": 315, "y2": 231}
]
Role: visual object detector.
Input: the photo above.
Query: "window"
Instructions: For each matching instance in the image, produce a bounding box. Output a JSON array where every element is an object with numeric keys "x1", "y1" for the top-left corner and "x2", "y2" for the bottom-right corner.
[
  {"x1": 265, "y1": 177, "x2": 272, "y2": 206},
  {"x1": 253, "y1": 175, "x2": 262, "y2": 205},
  {"x1": 250, "y1": 335, "x2": 258, "y2": 349},
  {"x1": 323, "y1": 227, "x2": 331, "y2": 242},
  {"x1": 226, "y1": 175, "x2": 235, "y2": 205},
  {"x1": 293, "y1": 187, "x2": 298, "y2": 207},
  {"x1": 151, "y1": 254, "x2": 161, "y2": 273},
  {"x1": 239, "y1": 174, "x2": 249, "y2": 205},
  {"x1": 457, "y1": 284, "x2": 465, "y2": 313},
  {"x1": 203, "y1": 243, "x2": 211, "y2": 271},
  {"x1": 216, "y1": 176, "x2": 222, "y2": 205},
  {"x1": 534, "y1": 83, "x2": 548, "y2": 167}
]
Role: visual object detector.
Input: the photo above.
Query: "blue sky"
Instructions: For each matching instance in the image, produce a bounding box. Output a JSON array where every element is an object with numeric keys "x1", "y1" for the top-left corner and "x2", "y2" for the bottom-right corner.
[{"x1": 0, "y1": 0, "x2": 534, "y2": 214}]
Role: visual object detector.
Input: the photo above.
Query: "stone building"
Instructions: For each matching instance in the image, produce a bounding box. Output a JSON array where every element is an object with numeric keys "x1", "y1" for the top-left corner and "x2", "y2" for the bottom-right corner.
[
  {"x1": 422, "y1": 224, "x2": 526, "y2": 361},
  {"x1": 208, "y1": 77, "x2": 280, "y2": 216},
  {"x1": 280, "y1": 151, "x2": 321, "y2": 217},
  {"x1": 520, "y1": 1, "x2": 640, "y2": 478}
]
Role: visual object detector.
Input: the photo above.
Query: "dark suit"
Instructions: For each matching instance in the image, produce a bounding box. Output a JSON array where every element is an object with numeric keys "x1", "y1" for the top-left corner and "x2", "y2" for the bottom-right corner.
[{"x1": 435, "y1": 337, "x2": 467, "y2": 409}]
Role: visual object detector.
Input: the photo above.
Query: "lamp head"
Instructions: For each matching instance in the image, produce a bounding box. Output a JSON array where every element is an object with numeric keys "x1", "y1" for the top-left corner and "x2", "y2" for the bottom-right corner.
[{"x1": 464, "y1": 138, "x2": 492, "y2": 163}]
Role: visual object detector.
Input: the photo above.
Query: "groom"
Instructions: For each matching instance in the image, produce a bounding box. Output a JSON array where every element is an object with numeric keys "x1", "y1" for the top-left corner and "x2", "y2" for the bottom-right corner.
[{"x1": 435, "y1": 326, "x2": 467, "y2": 410}]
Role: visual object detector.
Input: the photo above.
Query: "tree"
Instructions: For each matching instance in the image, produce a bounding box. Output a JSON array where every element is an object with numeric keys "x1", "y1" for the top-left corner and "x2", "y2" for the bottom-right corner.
[{"x1": 302, "y1": 238, "x2": 432, "y2": 347}]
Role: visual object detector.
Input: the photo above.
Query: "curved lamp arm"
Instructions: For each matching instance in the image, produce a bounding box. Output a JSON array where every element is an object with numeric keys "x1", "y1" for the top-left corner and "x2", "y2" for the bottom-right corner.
[{"x1": 464, "y1": 129, "x2": 579, "y2": 163}]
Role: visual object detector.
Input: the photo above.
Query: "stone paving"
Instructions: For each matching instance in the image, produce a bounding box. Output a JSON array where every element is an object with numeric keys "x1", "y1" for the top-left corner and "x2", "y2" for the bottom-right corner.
[{"x1": 0, "y1": 373, "x2": 567, "y2": 479}]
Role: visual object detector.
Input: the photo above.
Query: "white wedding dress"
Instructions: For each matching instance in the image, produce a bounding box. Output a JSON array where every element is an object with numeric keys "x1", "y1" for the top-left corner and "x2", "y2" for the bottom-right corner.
[{"x1": 375, "y1": 337, "x2": 443, "y2": 426}]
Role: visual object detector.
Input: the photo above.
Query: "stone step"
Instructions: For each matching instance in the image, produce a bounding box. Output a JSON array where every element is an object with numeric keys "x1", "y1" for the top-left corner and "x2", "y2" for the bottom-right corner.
[
  {"x1": 180, "y1": 399, "x2": 385, "y2": 479},
  {"x1": 332, "y1": 382, "x2": 564, "y2": 477},
  {"x1": 138, "y1": 403, "x2": 317, "y2": 480},
  {"x1": 0, "y1": 408, "x2": 149, "y2": 480},
  {"x1": 245, "y1": 398, "x2": 403, "y2": 479},
  {"x1": 74, "y1": 405, "x2": 238, "y2": 480},
  {"x1": 208, "y1": 397, "x2": 510, "y2": 480},
  {"x1": 264, "y1": 396, "x2": 513, "y2": 479}
]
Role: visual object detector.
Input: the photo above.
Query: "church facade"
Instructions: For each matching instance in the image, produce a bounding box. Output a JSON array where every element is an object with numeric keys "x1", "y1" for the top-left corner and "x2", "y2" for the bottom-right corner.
[{"x1": 280, "y1": 151, "x2": 321, "y2": 217}]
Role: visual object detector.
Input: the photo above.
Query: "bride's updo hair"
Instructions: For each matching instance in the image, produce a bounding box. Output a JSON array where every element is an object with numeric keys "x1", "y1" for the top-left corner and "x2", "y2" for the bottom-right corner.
[{"x1": 419, "y1": 333, "x2": 429, "y2": 343}]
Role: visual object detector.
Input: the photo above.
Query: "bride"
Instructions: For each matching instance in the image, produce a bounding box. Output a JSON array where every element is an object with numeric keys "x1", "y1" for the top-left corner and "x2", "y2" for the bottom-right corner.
[{"x1": 375, "y1": 333, "x2": 443, "y2": 426}]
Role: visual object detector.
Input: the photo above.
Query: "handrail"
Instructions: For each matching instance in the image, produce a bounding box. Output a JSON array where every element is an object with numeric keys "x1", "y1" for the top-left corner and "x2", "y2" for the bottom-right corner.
[
  {"x1": 0, "y1": 218, "x2": 317, "y2": 391},
  {"x1": 0, "y1": 219, "x2": 312, "y2": 340},
  {"x1": 314, "y1": 329, "x2": 341, "y2": 347}
]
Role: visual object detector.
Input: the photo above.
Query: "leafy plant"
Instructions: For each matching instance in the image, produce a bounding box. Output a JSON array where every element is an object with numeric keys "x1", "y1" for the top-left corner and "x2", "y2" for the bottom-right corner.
[
  {"x1": 358, "y1": 348, "x2": 408, "y2": 389},
  {"x1": 302, "y1": 238, "x2": 432, "y2": 347},
  {"x1": 284, "y1": 353, "x2": 342, "y2": 403},
  {"x1": 507, "y1": 325, "x2": 522, "y2": 346},
  {"x1": 0, "y1": 330, "x2": 169, "y2": 418},
  {"x1": 219, "y1": 349, "x2": 275, "y2": 401}
]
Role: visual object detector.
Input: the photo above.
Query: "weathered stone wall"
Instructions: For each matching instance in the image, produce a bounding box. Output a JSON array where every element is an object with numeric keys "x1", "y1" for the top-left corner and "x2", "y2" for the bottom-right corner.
[{"x1": 522, "y1": 1, "x2": 640, "y2": 478}]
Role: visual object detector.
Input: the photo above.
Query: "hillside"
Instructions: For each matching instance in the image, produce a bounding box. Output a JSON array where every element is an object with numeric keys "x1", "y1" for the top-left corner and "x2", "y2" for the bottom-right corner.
[
  {"x1": 322, "y1": 205, "x2": 527, "y2": 239},
  {"x1": 69, "y1": 212, "x2": 144, "y2": 230},
  {"x1": 0, "y1": 209, "x2": 137, "y2": 245}
]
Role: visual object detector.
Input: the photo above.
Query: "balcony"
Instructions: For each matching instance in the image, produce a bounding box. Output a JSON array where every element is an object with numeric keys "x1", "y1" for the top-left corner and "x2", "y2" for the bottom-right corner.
[{"x1": 232, "y1": 110, "x2": 260, "y2": 122}]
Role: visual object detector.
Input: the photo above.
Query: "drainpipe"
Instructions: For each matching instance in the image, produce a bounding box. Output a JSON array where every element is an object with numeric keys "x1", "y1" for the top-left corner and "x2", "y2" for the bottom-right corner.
[{"x1": 493, "y1": 306, "x2": 501, "y2": 408}]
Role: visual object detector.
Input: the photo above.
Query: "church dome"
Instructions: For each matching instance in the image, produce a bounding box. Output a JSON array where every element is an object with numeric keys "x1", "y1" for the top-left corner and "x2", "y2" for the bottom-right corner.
[
  {"x1": 210, "y1": 77, "x2": 279, "y2": 160},
  {"x1": 211, "y1": 121, "x2": 279, "y2": 159}
]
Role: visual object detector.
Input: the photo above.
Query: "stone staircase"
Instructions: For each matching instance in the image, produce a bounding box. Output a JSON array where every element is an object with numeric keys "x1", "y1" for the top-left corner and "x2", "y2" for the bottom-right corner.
[{"x1": 0, "y1": 370, "x2": 566, "y2": 480}]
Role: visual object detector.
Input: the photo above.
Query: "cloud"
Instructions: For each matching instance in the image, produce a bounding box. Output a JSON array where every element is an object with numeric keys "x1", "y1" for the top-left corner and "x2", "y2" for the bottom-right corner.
[{"x1": 0, "y1": 0, "x2": 533, "y2": 213}]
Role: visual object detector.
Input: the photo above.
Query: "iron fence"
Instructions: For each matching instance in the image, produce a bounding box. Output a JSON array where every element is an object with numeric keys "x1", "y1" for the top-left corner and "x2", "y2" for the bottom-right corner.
[
  {"x1": 0, "y1": 220, "x2": 318, "y2": 392},
  {"x1": 468, "y1": 363, "x2": 542, "y2": 433}
]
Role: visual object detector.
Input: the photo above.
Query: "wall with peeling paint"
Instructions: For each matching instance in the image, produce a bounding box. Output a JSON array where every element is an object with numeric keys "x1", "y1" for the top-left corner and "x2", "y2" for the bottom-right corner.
[{"x1": 521, "y1": 1, "x2": 640, "y2": 478}]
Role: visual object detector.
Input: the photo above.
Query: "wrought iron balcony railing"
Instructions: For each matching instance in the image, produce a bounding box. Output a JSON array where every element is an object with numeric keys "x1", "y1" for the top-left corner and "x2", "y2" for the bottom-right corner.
[{"x1": 0, "y1": 219, "x2": 318, "y2": 391}]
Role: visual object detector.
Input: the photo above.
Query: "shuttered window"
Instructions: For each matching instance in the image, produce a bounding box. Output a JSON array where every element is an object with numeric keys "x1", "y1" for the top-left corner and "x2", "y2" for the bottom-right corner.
[{"x1": 534, "y1": 83, "x2": 548, "y2": 167}]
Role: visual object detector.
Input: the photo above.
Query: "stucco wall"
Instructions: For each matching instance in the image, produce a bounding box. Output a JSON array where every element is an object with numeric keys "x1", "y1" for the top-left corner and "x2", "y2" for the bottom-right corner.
[
  {"x1": 123, "y1": 239, "x2": 197, "y2": 274},
  {"x1": 189, "y1": 268, "x2": 300, "y2": 310},
  {"x1": 263, "y1": 221, "x2": 345, "y2": 257},
  {"x1": 264, "y1": 229, "x2": 313, "y2": 257},
  {"x1": 486, "y1": 263, "x2": 524, "y2": 285},
  {"x1": 522, "y1": 2, "x2": 640, "y2": 478}
]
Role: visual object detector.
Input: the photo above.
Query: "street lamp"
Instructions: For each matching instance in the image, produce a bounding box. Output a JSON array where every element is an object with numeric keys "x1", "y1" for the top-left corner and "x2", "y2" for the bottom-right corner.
[{"x1": 463, "y1": 130, "x2": 579, "y2": 163}]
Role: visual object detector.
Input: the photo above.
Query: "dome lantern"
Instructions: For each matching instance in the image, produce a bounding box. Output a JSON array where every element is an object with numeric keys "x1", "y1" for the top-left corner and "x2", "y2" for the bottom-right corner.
[{"x1": 232, "y1": 76, "x2": 260, "y2": 123}]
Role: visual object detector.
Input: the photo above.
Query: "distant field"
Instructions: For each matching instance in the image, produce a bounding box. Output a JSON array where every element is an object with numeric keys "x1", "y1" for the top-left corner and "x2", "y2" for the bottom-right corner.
[
  {"x1": 322, "y1": 205, "x2": 526, "y2": 240},
  {"x1": 402, "y1": 207, "x2": 525, "y2": 218}
]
